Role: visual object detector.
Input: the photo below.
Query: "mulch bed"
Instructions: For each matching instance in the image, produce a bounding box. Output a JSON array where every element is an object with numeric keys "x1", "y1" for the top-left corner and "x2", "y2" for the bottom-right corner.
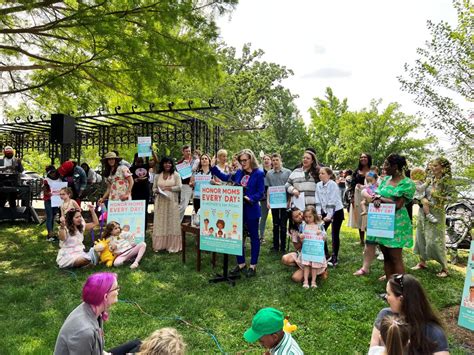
[{"x1": 440, "y1": 305, "x2": 473, "y2": 351}]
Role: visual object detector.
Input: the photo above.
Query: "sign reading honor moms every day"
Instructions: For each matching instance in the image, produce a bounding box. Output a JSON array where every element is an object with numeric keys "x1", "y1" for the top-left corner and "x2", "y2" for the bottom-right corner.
[
  {"x1": 301, "y1": 224, "x2": 326, "y2": 263},
  {"x1": 107, "y1": 200, "x2": 146, "y2": 243},
  {"x1": 458, "y1": 241, "x2": 474, "y2": 331},
  {"x1": 200, "y1": 186, "x2": 243, "y2": 256},
  {"x1": 367, "y1": 203, "x2": 396, "y2": 238},
  {"x1": 268, "y1": 185, "x2": 287, "y2": 209}
]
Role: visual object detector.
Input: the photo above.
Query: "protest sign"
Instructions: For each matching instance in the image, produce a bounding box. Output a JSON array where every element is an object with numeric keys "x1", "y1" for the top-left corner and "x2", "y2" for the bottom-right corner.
[
  {"x1": 176, "y1": 161, "x2": 192, "y2": 179},
  {"x1": 200, "y1": 186, "x2": 243, "y2": 256},
  {"x1": 137, "y1": 137, "x2": 152, "y2": 157},
  {"x1": 291, "y1": 192, "x2": 305, "y2": 211},
  {"x1": 268, "y1": 185, "x2": 287, "y2": 209},
  {"x1": 301, "y1": 224, "x2": 325, "y2": 263},
  {"x1": 107, "y1": 200, "x2": 146, "y2": 243},
  {"x1": 458, "y1": 241, "x2": 474, "y2": 331},
  {"x1": 49, "y1": 181, "x2": 68, "y2": 208},
  {"x1": 194, "y1": 173, "x2": 212, "y2": 198},
  {"x1": 367, "y1": 203, "x2": 396, "y2": 238}
]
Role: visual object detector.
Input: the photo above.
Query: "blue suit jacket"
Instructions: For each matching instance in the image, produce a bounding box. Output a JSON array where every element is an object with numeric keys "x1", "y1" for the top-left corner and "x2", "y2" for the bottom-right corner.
[{"x1": 211, "y1": 166, "x2": 265, "y2": 220}]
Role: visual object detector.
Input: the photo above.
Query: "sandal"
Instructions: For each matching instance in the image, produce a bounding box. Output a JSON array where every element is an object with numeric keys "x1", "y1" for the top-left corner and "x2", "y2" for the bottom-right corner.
[
  {"x1": 353, "y1": 268, "x2": 368, "y2": 276},
  {"x1": 302, "y1": 283, "x2": 310, "y2": 289},
  {"x1": 378, "y1": 275, "x2": 386, "y2": 282},
  {"x1": 311, "y1": 283, "x2": 318, "y2": 288},
  {"x1": 411, "y1": 263, "x2": 427, "y2": 270},
  {"x1": 436, "y1": 271, "x2": 448, "y2": 278},
  {"x1": 130, "y1": 262, "x2": 139, "y2": 269}
]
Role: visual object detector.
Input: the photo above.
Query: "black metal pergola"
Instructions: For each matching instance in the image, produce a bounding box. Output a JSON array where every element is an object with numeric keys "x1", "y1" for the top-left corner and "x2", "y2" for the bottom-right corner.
[{"x1": 0, "y1": 100, "x2": 223, "y2": 164}]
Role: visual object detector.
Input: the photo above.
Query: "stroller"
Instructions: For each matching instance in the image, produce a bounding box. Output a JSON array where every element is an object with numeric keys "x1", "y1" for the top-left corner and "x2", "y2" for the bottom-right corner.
[{"x1": 445, "y1": 199, "x2": 473, "y2": 264}]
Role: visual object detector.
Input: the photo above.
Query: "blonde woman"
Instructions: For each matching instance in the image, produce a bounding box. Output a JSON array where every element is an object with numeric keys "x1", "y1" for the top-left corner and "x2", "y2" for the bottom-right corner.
[
  {"x1": 137, "y1": 328, "x2": 186, "y2": 355},
  {"x1": 213, "y1": 148, "x2": 231, "y2": 185},
  {"x1": 211, "y1": 149, "x2": 265, "y2": 277}
]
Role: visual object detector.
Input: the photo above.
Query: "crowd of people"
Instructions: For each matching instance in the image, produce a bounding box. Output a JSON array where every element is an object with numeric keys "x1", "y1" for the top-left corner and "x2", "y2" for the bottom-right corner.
[{"x1": 16, "y1": 143, "x2": 454, "y2": 354}]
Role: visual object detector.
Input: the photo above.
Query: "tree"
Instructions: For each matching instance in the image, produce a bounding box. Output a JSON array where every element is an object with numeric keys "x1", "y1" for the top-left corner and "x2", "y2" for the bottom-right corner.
[
  {"x1": 308, "y1": 88, "x2": 434, "y2": 169},
  {"x1": 0, "y1": 0, "x2": 237, "y2": 112},
  {"x1": 399, "y1": 0, "x2": 473, "y2": 153}
]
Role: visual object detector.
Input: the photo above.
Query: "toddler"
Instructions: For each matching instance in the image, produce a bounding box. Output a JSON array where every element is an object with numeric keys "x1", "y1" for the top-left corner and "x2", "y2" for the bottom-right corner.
[
  {"x1": 103, "y1": 221, "x2": 147, "y2": 269},
  {"x1": 411, "y1": 167, "x2": 438, "y2": 223},
  {"x1": 243, "y1": 308, "x2": 303, "y2": 354},
  {"x1": 360, "y1": 171, "x2": 379, "y2": 216},
  {"x1": 368, "y1": 315, "x2": 410, "y2": 355},
  {"x1": 301, "y1": 206, "x2": 327, "y2": 288},
  {"x1": 59, "y1": 187, "x2": 81, "y2": 224}
]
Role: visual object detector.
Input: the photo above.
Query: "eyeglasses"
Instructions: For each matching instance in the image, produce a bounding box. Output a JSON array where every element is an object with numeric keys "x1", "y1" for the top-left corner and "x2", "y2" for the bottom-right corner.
[
  {"x1": 394, "y1": 274, "x2": 404, "y2": 292},
  {"x1": 108, "y1": 286, "x2": 120, "y2": 293},
  {"x1": 239, "y1": 158, "x2": 249, "y2": 163}
]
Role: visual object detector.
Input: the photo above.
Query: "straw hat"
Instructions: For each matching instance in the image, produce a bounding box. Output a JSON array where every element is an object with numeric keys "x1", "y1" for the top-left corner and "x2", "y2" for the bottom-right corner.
[{"x1": 102, "y1": 151, "x2": 122, "y2": 162}]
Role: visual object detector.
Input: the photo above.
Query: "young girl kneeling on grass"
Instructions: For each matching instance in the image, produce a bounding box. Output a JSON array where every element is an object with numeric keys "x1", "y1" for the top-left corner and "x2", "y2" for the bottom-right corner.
[
  {"x1": 103, "y1": 221, "x2": 147, "y2": 269},
  {"x1": 301, "y1": 206, "x2": 327, "y2": 288}
]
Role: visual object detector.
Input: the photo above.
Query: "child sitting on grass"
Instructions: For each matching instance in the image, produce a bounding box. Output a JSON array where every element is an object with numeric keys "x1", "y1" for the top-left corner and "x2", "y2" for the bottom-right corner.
[
  {"x1": 410, "y1": 167, "x2": 438, "y2": 223},
  {"x1": 103, "y1": 221, "x2": 147, "y2": 269},
  {"x1": 244, "y1": 307, "x2": 303, "y2": 354},
  {"x1": 360, "y1": 171, "x2": 379, "y2": 216},
  {"x1": 368, "y1": 315, "x2": 410, "y2": 355},
  {"x1": 300, "y1": 206, "x2": 327, "y2": 288}
]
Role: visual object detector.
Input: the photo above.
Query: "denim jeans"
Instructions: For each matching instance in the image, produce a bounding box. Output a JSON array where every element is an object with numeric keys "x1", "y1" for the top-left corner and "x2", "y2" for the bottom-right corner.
[{"x1": 44, "y1": 200, "x2": 59, "y2": 234}]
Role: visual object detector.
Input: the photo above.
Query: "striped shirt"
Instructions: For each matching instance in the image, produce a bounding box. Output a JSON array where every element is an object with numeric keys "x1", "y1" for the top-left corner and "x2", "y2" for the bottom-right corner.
[
  {"x1": 315, "y1": 180, "x2": 344, "y2": 218},
  {"x1": 286, "y1": 168, "x2": 317, "y2": 207},
  {"x1": 271, "y1": 332, "x2": 304, "y2": 355}
]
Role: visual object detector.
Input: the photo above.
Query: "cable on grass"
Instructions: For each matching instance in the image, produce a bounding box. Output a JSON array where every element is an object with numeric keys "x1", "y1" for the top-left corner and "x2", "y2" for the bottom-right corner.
[{"x1": 119, "y1": 299, "x2": 226, "y2": 354}]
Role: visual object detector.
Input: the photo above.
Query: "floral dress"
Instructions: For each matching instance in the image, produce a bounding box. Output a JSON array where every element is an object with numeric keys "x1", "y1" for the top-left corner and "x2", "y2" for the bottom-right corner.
[
  {"x1": 370, "y1": 176, "x2": 415, "y2": 248},
  {"x1": 107, "y1": 165, "x2": 132, "y2": 201}
]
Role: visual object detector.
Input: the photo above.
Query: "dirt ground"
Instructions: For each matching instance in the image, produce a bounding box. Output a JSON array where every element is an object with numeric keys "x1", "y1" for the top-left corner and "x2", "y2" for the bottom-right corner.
[{"x1": 440, "y1": 305, "x2": 474, "y2": 352}]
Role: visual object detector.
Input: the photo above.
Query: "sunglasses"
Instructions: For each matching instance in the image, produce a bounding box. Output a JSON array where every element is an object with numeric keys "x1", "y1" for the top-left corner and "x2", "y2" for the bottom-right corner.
[{"x1": 394, "y1": 274, "x2": 404, "y2": 292}]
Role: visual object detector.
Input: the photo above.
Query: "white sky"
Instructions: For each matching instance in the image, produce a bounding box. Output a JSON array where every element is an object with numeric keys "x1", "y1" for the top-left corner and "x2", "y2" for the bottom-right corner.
[{"x1": 216, "y1": 0, "x2": 458, "y2": 146}]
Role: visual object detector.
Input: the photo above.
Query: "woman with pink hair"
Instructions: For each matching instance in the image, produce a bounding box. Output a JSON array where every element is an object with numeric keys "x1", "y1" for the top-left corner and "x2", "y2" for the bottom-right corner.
[
  {"x1": 54, "y1": 272, "x2": 142, "y2": 354},
  {"x1": 54, "y1": 272, "x2": 119, "y2": 354}
]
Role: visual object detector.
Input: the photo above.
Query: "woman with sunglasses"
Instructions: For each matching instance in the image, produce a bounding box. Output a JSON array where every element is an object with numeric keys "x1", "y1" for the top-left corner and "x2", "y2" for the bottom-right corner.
[
  {"x1": 211, "y1": 149, "x2": 265, "y2": 277},
  {"x1": 56, "y1": 204, "x2": 99, "y2": 268},
  {"x1": 370, "y1": 274, "x2": 449, "y2": 354}
]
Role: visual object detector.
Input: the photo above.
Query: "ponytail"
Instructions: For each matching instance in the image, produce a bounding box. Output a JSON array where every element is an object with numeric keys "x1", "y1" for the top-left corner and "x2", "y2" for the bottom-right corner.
[{"x1": 380, "y1": 315, "x2": 410, "y2": 355}]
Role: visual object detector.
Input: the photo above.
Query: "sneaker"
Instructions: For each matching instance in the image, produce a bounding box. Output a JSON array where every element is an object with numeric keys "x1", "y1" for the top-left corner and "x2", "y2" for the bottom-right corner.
[
  {"x1": 46, "y1": 237, "x2": 56, "y2": 242},
  {"x1": 426, "y1": 213, "x2": 438, "y2": 223},
  {"x1": 246, "y1": 268, "x2": 256, "y2": 278},
  {"x1": 230, "y1": 265, "x2": 247, "y2": 276},
  {"x1": 327, "y1": 256, "x2": 338, "y2": 267}
]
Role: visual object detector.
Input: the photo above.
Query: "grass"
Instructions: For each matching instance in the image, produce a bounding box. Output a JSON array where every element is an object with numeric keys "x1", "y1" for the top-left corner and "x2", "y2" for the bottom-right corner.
[{"x1": 0, "y1": 216, "x2": 470, "y2": 354}]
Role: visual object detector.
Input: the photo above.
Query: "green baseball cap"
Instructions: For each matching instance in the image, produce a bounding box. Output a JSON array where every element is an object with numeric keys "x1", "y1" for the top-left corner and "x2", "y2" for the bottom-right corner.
[{"x1": 244, "y1": 308, "x2": 284, "y2": 342}]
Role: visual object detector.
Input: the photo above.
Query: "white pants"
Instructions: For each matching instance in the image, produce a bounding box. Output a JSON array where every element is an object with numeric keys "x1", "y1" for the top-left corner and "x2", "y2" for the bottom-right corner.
[{"x1": 179, "y1": 184, "x2": 193, "y2": 222}]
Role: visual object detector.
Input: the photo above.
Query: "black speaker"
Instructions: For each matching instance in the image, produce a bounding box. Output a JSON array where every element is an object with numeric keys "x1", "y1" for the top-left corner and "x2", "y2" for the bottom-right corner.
[{"x1": 50, "y1": 114, "x2": 75, "y2": 144}]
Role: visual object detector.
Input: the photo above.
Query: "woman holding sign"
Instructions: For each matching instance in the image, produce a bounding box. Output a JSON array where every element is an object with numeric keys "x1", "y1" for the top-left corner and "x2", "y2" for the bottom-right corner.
[
  {"x1": 371, "y1": 154, "x2": 415, "y2": 279},
  {"x1": 189, "y1": 153, "x2": 213, "y2": 213},
  {"x1": 286, "y1": 150, "x2": 320, "y2": 209},
  {"x1": 211, "y1": 149, "x2": 265, "y2": 278},
  {"x1": 152, "y1": 157, "x2": 182, "y2": 253}
]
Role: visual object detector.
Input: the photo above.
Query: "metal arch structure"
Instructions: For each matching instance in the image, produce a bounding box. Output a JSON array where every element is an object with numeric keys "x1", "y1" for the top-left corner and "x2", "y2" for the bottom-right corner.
[{"x1": 0, "y1": 100, "x2": 223, "y2": 164}]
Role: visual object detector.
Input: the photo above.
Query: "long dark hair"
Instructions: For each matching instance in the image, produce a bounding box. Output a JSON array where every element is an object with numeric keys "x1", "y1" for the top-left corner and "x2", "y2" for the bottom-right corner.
[
  {"x1": 104, "y1": 159, "x2": 119, "y2": 178},
  {"x1": 288, "y1": 207, "x2": 302, "y2": 234},
  {"x1": 304, "y1": 150, "x2": 320, "y2": 182},
  {"x1": 65, "y1": 209, "x2": 83, "y2": 235},
  {"x1": 356, "y1": 153, "x2": 372, "y2": 171},
  {"x1": 388, "y1": 274, "x2": 445, "y2": 354},
  {"x1": 157, "y1": 156, "x2": 176, "y2": 174}
]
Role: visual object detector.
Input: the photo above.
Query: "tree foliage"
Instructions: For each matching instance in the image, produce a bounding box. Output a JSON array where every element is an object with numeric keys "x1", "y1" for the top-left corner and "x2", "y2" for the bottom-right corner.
[
  {"x1": 399, "y1": 0, "x2": 473, "y2": 153},
  {"x1": 0, "y1": 0, "x2": 237, "y2": 111},
  {"x1": 309, "y1": 88, "x2": 434, "y2": 169}
]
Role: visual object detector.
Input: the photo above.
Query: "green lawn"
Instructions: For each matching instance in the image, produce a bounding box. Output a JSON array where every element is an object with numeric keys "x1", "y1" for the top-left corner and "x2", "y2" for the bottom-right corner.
[{"x1": 0, "y1": 218, "x2": 470, "y2": 354}]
